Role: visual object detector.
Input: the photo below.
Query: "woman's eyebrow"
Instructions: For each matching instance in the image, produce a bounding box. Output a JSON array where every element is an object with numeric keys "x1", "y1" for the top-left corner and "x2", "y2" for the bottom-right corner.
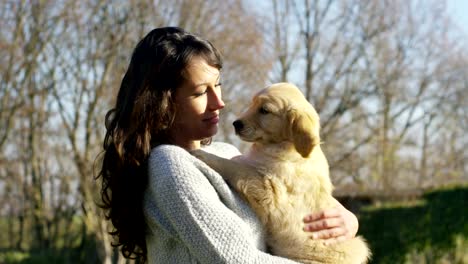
[
  {"x1": 194, "y1": 76, "x2": 221, "y2": 87},
  {"x1": 194, "y1": 82, "x2": 211, "y2": 87}
]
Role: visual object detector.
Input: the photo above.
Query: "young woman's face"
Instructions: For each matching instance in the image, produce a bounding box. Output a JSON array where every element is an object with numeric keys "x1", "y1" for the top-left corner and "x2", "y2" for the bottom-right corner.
[{"x1": 169, "y1": 57, "x2": 225, "y2": 149}]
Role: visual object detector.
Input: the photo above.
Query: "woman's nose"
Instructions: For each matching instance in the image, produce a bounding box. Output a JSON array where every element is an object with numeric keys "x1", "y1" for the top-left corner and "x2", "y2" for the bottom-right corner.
[{"x1": 208, "y1": 89, "x2": 225, "y2": 110}]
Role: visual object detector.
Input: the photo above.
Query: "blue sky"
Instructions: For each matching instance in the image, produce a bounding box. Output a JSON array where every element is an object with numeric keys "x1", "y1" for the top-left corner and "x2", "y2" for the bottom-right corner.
[{"x1": 447, "y1": 0, "x2": 468, "y2": 36}]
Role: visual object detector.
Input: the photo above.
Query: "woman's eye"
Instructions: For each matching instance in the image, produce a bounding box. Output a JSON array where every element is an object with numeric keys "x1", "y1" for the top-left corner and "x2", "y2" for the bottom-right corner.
[
  {"x1": 194, "y1": 90, "x2": 208, "y2": 97},
  {"x1": 259, "y1": 106, "x2": 270, "y2": 115}
]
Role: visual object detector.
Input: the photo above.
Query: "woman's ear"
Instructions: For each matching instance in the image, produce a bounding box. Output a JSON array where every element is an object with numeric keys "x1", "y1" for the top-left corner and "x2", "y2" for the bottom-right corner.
[{"x1": 289, "y1": 109, "x2": 320, "y2": 158}]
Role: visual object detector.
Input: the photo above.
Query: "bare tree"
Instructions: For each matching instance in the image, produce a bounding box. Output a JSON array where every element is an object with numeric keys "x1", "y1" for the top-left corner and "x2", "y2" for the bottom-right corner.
[
  {"x1": 1, "y1": 0, "x2": 273, "y2": 262},
  {"x1": 263, "y1": 0, "x2": 468, "y2": 191}
]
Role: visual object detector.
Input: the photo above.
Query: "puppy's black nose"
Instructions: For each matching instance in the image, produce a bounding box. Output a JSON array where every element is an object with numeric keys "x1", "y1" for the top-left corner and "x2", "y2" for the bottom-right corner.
[{"x1": 233, "y1": 120, "x2": 244, "y2": 131}]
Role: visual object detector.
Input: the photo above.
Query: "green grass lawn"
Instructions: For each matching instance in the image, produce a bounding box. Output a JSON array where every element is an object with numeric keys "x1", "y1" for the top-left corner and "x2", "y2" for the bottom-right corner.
[
  {"x1": 359, "y1": 185, "x2": 468, "y2": 263},
  {"x1": 1, "y1": 186, "x2": 467, "y2": 263}
]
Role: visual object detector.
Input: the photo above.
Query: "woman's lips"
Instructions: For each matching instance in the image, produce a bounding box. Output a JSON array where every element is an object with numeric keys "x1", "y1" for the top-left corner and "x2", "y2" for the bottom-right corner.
[{"x1": 204, "y1": 115, "x2": 219, "y2": 124}]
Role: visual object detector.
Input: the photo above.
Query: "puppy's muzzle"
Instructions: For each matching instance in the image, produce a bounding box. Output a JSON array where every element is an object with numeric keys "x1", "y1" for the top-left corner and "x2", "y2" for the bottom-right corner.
[{"x1": 233, "y1": 120, "x2": 244, "y2": 133}]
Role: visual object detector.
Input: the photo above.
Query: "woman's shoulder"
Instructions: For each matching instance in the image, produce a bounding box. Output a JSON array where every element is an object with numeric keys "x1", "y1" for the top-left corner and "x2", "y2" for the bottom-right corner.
[
  {"x1": 148, "y1": 144, "x2": 196, "y2": 173},
  {"x1": 147, "y1": 142, "x2": 241, "y2": 171},
  {"x1": 149, "y1": 144, "x2": 191, "y2": 161},
  {"x1": 149, "y1": 142, "x2": 241, "y2": 160},
  {"x1": 147, "y1": 145, "x2": 211, "y2": 194}
]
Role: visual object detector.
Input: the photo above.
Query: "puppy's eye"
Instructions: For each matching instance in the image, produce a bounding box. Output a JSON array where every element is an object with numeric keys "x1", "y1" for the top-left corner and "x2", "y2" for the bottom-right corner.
[{"x1": 259, "y1": 106, "x2": 270, "y2": 115}]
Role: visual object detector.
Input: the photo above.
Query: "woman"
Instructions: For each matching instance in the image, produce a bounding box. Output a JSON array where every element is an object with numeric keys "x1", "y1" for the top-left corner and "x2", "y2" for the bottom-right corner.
[{"x1": 97, "y1": 27, "x2": 358, "y2": 263}]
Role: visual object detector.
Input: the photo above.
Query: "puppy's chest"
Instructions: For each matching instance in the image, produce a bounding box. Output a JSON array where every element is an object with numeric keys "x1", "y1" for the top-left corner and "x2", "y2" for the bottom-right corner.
[
  {"x1": 259, "y1": 161, "x2": 316, "y2": 198},
  {"x1": 260, "y1": 161, "x2": 329, "y2": 205},
  {"x1": 237, "y1": 152, "x2": 327, "y2": 196}
]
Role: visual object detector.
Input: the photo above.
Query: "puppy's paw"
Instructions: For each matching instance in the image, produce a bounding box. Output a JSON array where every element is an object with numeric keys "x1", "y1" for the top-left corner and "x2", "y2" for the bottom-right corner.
[
  {"x1": 190, "y1": 149, "x2": 227, "y2": 173},
  {"x1": 189, "y1": 149, "x2": 213, "y2": 163}
]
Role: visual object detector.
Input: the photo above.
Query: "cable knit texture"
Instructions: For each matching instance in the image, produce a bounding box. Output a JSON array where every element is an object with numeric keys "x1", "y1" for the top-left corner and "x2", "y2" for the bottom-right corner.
[{"x1": 144, "y1": 142, "x2": 298, "y2": 263}]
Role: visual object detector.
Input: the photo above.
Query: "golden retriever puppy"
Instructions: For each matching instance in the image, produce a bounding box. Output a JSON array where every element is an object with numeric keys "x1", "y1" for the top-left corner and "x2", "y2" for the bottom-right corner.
[{"x1": 192, "y1": 82, "x2": 370, "y2": 263}]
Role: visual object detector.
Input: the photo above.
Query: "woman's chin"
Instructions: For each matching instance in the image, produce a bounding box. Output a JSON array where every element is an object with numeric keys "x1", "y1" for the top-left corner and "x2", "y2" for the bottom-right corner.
[{"x1": 198, "y1": 125, "x2": 218, "y2": 139}]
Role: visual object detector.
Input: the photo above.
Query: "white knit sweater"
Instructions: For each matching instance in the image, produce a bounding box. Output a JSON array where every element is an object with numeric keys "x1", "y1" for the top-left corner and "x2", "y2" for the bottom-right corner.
[{"x1": 143, "y1": 142, "x2": 298, "y2": 263}]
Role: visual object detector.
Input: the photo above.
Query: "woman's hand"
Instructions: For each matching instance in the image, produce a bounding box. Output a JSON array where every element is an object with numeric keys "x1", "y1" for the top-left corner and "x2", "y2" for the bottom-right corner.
[{"x1": 303, "y1": 200, "x2": 359, "y2": 245}]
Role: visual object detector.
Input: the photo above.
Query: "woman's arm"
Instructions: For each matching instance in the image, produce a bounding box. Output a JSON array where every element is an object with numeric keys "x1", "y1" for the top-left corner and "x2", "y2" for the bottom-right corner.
[
  {"x1": 147, "y1": 145, "x2": 298, "y2": 263},
  {"x1": 302, "y1": 198, "x2": 359, "y2": 244}
]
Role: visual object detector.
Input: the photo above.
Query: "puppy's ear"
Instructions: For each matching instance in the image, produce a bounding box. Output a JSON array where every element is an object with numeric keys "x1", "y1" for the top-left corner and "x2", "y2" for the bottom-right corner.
[{"x1": 289, "y1": 109, "x2": 320, "y2": 158}]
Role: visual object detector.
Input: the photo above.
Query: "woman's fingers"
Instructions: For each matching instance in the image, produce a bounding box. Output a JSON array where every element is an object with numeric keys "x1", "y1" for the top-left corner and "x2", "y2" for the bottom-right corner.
[
  {"x1": 303, "y1": 207, "x2": 340, "y2": 223},
  {"x1": 307, "y1": 226, "x2": 346, "y2": 240},
  {"x1": 303, "y1": 204, "x2": 359, "y2": 241},
  {"x1": 303, "y1": 216, "x2": 344, "y2": 232}
]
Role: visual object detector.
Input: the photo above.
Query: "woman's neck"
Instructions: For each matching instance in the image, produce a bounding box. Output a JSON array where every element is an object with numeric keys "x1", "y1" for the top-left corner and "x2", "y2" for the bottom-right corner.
[{"x1": 176, "y1": 140, "x2": 201, "y2": 150}]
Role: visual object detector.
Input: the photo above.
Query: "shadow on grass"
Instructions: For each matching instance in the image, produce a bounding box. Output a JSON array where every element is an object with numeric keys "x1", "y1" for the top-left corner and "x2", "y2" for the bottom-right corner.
[{"x1": 359, "y1": 186, "x2": 468, "y2": 263}]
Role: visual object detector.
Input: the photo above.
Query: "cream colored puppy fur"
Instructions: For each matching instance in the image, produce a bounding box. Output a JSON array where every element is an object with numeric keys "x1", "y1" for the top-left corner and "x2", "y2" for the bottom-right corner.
[{"x1": 192, "y1": 83, "x2": 370, "y2": 263}]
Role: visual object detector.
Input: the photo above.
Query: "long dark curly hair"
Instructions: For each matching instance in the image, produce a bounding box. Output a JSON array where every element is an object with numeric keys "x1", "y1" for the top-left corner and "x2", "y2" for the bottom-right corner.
[{"x1": 96, "y1": 27, "x2": 222, "y2": 262}]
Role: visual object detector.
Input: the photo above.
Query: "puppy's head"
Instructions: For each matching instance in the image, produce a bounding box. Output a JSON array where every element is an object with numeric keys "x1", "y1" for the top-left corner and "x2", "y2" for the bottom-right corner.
[{"x1": 233, "y1": 82, "x2": 320, "y2": 157}]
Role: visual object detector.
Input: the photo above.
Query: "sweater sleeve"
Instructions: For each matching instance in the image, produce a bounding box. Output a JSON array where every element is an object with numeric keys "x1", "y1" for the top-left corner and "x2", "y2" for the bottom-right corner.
[{"x1": 147, "y1": 145, "x2": 298, "y2": 264}]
